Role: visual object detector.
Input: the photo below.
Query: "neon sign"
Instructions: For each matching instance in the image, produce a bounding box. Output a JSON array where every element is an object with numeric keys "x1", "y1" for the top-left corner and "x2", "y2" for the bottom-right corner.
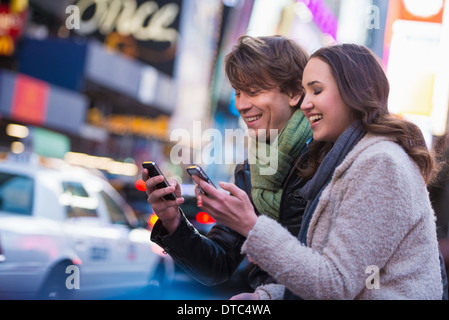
[
  {"x1": 296, "y1": 0, "x2": 338, "y2": 39},
  {"x1": 71, "y1": 0, "x2": 182, "y2": 75}
]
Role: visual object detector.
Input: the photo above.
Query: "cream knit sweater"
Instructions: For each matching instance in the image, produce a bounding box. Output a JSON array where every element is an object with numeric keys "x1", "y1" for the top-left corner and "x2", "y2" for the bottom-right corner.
[{"x1": 243, "y1": 134, "x2": 443, "y2": 300}]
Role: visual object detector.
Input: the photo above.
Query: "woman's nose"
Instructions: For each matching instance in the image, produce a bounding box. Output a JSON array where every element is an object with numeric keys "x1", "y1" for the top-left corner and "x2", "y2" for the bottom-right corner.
[{"x1": 300, "y1": 95, "x2": 312, "y2": 111}]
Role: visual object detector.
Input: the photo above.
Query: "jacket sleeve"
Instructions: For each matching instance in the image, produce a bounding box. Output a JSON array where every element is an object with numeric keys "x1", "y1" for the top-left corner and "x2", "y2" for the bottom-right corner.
[
  {"x1": 151, "y1": 210, "x2": 246, "y2": 286},
  {"x1": 150, "y1": 163, "x2": 251, "y2": 286}
]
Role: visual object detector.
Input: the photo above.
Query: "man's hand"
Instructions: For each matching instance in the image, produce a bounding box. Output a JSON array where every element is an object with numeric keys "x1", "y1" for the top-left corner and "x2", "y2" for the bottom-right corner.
[{"x1": 142, "y1": 169, "x2": 184, "y2": 234}]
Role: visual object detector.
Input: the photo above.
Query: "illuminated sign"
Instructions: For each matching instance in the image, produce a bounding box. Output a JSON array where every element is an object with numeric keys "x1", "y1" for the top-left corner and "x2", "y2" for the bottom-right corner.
[
  {"x1": 72, "y1": 0, "x2": 182, "y2": 76},
  {"x1": 384, "y1": 0, "x2": 445, "y2": 64},
  {"x1": 11, "y1": 74, "x2": 49, "y2": 126},
  {"x1": 386, "y1": 0, "x2": 449, "y2": 137},
  {"x1": 32, "y1": 127, "x2": 70, "y2": 159},
  {"x1": 88, "y1": 107, "x2": 170, "y2": 139},
  {"x1": 402, "y1": 0, "x2": 444, "y2": 22}
]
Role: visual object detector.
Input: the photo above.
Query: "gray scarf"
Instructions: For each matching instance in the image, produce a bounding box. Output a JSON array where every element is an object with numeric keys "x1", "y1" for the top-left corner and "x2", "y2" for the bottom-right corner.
[
  {"x1": 299, "y1": 121, "x2": 366, "y2": 201},
  {"x1": 297, "y1": 121, "x2": 366, "y2": 244}
]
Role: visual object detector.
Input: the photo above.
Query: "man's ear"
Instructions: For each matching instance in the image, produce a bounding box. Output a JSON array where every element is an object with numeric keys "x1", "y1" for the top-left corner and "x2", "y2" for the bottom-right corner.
[{"x1": 289, "y1": 92, "x2": 304, "y2": 107}]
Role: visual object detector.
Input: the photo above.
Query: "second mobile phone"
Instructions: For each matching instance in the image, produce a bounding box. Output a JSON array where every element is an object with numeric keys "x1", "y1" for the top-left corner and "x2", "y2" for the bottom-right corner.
[{"x1": 186, "y1": 165, "x2": 216, "y2": 195}]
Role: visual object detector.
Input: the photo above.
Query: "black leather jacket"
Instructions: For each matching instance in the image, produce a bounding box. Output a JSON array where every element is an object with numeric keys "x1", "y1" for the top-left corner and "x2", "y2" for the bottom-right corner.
[{"x1": 150, "y1": 157, "x2": 308, "y2": 289}]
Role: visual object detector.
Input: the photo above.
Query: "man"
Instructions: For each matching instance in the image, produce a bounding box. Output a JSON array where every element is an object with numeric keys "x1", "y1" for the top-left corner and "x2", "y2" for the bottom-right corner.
[{"x1": 143, "y1": 35, "x2": 312, "y2": 292}]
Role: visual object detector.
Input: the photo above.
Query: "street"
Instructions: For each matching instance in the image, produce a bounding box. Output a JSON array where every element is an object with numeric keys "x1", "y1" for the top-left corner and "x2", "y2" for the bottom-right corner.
[
  {"x1": 70, "y1": 268, "x2": 251, "y2": 300},
  {"x1": 106, "y1": 281, "x2": 245, "y2": 300}
]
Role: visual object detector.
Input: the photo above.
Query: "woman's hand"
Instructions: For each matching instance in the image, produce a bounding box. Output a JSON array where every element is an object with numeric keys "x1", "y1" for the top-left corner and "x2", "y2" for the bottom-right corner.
[
  {"x1": 191, "y1": 175, "x2": 257, "y2": 237},
  {"x1": 142, "y1": 169, "x2": 184, "y2": 234}
]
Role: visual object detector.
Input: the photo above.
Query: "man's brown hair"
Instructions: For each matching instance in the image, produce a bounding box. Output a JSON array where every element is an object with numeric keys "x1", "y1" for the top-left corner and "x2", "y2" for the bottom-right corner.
[{"x1": 224, "y1": 35, "x2": 309, "y2": 105}]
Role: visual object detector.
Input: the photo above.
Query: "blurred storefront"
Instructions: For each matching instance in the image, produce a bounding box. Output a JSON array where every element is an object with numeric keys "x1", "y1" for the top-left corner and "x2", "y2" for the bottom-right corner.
[
  {"x1": 0, "y1": 0, "x2": 228, "y2": 182},
  {"x1": 212, "y1": 0, "x2": 449, "y2": 147},
  {"x1": 1, "y1": 0, "x2": 449, "y2": 184}
]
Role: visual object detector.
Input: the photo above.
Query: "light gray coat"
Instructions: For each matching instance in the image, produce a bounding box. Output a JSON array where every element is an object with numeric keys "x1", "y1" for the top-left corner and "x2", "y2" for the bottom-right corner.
[{"x1": 243, "y1": 134, "x2": 443, "y2": 299}]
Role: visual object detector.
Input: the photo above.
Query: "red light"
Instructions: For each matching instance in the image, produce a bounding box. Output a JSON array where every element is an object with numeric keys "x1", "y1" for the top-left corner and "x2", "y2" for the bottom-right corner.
[
  {"x1": 196, "y1": 212, "x2": 215, "y2": 225},
  {"x1": 135, "y1": 179, "x2": 146, "y2": 191}
]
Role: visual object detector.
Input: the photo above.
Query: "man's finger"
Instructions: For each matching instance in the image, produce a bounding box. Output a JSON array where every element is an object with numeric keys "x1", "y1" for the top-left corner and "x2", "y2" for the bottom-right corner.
[
  {"x1": 142, "y1": 168, "x2": 149, "y2": 180},
  {"x1": 145, "y1": 175, "x2": 165, "y2": 190},
  {"x1": 147, "y1": 184, "x2": 174, "y2": 200}
]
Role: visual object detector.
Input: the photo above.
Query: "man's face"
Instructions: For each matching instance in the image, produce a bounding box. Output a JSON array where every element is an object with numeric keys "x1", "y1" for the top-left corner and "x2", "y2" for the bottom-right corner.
[{"x1": 234, "y1": 86, "x2": 300, "y2": 141}]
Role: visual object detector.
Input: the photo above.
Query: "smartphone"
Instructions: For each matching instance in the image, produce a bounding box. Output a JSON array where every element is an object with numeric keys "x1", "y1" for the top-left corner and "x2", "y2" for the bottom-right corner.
[
  {"x1": 187, "y1": 165, "x2": 216, "y2": 195},
  {"x1": 142, "y1": 161, "x2": 177, "y2": 201}
]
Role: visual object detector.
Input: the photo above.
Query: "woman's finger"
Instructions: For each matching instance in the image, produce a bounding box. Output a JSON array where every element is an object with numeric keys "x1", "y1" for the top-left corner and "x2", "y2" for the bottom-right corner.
[
  {"x1": 218, "y1": 181, "x2": 247, "y2": 199},
  {"x1": 191, "y1": 175, "x2": 219, "y2": 197}
]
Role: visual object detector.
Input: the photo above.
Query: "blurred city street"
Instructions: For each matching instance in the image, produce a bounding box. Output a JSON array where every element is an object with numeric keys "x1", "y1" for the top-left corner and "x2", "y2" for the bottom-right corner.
[
  {"x1": 71, "y1": 272, "x2": 249, "y2": 300},
  {"x1": 101, "y1": 278, "x2": 249, "y2": 300},
  {"x1": 1, "y1": 0, "x2": 449, "y2": 301}
]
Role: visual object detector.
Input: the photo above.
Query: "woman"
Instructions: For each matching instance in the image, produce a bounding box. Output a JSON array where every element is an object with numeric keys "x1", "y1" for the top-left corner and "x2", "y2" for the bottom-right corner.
[
  {"x1": 195, "y1": 43, "x2": 446, "y2": 299},
  {"x1": 144, "y1": 35, "x2": 312, "y2": 289}
]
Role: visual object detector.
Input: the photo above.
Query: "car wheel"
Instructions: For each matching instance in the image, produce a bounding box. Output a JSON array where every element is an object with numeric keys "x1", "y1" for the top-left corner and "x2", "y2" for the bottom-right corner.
[{"x1": 36, "y1": 261, "x2": 75, "y2": 300}]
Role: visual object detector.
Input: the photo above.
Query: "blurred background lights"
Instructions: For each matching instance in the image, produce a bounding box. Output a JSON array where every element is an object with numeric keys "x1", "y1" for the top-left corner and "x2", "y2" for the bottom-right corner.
[
  {"x1": 222, "y1": 0, "x2": 241, "y2": 7},
  {"x1": 135, "y1": 179, "x2": 146, "y2": 192},
  {"x1": 293, "y1": 2, "x2": 313, "y2": 23},
  {"x1": 6, "y1": 123, "x2": 29, "y2": 139},
  {"x1": 65, "y1": 152, "x2": 138, "y2": 177},
  {"x1": 11, "y1": 141, "x2": 25, "y2": 154}
]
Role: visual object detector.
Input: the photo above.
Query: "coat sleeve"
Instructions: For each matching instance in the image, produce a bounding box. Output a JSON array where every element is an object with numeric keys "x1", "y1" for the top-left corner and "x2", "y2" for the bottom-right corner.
[
  {"x1": 255, "y1": 283, "x2": 286, "y2": 300},
  {"x1": 150, "y1": 163, "x2": 251, "y2": 286},
  {"x1": 242, "y1": 150, "x2": 425, "y2": 299},
  {"x1": 151, "y1": 210, "x2": 246, "y2": 286}
]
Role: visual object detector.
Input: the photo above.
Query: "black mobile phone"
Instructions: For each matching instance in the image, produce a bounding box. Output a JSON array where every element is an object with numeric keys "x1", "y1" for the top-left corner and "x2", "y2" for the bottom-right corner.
[
  {"x1": 186, "y1": 165, "x2": 216, "y2": 195},
  {"x1": 142, "y1": 161, "x2": 177, "y2": 201}
]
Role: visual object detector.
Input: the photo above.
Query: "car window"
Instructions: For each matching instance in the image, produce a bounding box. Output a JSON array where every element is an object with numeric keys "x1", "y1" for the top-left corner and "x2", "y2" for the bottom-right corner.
[
  {"x1": 62, "y1": 181, "x2": 99, "y2": 218},
  {"x1": 99, "y1": 190, "x2": 129, "y2": 226},
  {"x1": 0, "y1": 172, "x2": 33, "y2": 216}
]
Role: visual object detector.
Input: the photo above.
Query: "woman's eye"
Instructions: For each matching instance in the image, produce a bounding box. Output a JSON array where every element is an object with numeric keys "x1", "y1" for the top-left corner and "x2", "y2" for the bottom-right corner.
[{"x1": 313, "y1": 90, "x2": 322, "y2": 95}]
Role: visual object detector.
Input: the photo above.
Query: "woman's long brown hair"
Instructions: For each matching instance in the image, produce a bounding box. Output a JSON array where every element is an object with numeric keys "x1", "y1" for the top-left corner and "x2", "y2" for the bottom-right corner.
[{"x1": 298, "y1": 43, "x2": 437, "y2": 184}]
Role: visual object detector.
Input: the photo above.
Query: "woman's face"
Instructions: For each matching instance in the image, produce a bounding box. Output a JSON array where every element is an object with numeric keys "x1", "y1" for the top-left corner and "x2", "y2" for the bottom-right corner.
[
  {"x1": 234, "y1": 86, "x2": 301, "y2": 141},
  {"x1": 301, "y1": 58, "x2": 354, "y2": 143}
]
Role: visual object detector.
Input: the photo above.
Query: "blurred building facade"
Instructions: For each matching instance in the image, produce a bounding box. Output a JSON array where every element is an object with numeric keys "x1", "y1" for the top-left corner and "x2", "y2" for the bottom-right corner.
[
  {"x1": 0, "y1": 0, "x2": 226, "y2": 181},
  {"x1": 0, "y1": 0, "x2": 448, "y2": 184}
]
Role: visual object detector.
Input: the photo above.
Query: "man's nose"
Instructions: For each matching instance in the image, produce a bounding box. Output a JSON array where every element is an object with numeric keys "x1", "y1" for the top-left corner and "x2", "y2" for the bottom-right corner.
[{"x1": 235, "y1": 93, "x2": 252, "y2": 113}]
